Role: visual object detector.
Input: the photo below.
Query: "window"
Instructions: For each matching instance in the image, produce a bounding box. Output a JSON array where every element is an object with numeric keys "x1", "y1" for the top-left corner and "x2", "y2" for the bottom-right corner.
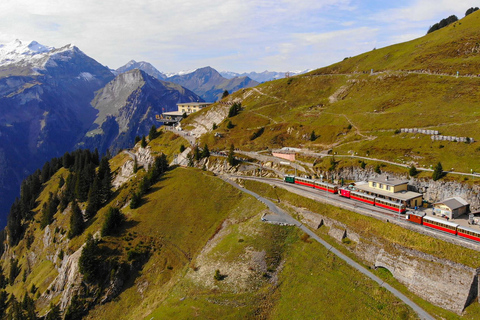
[
  {"x1": 372, "y1": 182, "x2": 376, "y2": 187},
  {"x1": 379, "y1": 183, "x2": 383, "y2": 189},
  {"x1": 386, "y1": 186, "x2": 390, "y2": 191}
]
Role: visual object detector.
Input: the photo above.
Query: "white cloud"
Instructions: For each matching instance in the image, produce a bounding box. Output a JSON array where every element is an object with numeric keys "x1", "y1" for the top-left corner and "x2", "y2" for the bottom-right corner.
[{"x1": 0, "y1": 0, "x2": 476, "y2": 72}]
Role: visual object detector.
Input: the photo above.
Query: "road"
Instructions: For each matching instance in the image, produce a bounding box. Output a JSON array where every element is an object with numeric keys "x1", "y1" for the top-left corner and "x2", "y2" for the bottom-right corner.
[{"x1": 220, "y1": 175, "x2": 434, "y2": 320}]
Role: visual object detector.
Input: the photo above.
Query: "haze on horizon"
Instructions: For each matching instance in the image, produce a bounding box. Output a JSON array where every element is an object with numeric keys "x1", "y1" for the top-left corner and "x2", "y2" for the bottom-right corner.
[{"x1": 0, "y1": 0, "x2": 477, "y2": 73}]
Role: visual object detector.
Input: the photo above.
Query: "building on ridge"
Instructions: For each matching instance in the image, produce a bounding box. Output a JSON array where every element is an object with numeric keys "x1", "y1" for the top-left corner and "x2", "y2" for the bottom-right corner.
[{"x1": 156, "y1": 102, "x2": 213, "y2": 126}]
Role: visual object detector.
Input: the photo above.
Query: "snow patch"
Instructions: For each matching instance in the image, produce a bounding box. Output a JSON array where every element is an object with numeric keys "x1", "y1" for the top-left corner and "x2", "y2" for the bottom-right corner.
[{"x1": 78, "y1": 72, "x2": 94, "y2": 81}]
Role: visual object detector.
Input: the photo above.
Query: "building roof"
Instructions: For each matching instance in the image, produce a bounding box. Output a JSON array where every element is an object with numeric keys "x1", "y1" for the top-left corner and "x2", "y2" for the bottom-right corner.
[
  {"x1": 369, "y1": 174, "x2": 409, "y2": 186},
  {"x1": 176, "y1": 102, "x2": 213, "y2": 107},
  {"x1": 355, "y1": 183, "x2": 422, "y2": 201},
  {"x1": 434, "y1": 197, "x2": 469, "y2": 210},
  {"x1": 162, "y1": 111, "x2": 184, "y2": 116}
]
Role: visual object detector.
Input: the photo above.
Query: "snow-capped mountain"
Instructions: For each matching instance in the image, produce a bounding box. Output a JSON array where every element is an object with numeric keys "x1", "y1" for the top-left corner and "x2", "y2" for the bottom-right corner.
[
  {"x1": 0, "y1": 39, "x2": 53, "y2": 66},
  {"x1": 115, "y1": 60, "x2": 167, "y2": 80}
]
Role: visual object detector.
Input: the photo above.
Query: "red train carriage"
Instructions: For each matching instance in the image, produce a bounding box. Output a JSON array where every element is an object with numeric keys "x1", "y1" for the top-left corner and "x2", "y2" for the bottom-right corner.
[
  {"x1": 406, "y1": 212, "x2": 425, "y2": 224},
  {"x1": 339, "y1": 188, "x2": 351, "y2": 198},
  {"x1": 349, "y1": 190, "x2": 375, "y2": 205},
  {"x1": 457, "y1": 225, "x2": 480, "y2": 242},
  {"x1": 314, "y1": 180, "x2": 338, "y2": 194},
  {"x1": 375, "y1": 198, "x2": 406, "y2": 214},
  {"x1": 422, "y1": 215, "x2": 458, "y2": 235},
  {"x1": 294, "y1": 176, "x2": 315, "y2": 188}
]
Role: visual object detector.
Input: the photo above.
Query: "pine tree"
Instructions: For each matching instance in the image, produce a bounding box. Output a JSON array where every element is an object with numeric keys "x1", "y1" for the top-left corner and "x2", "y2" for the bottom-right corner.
[
  {"x1": 149, "y1": 125, "x2": 158, "y2": 141},
  {"x1": 7, "y1": 199, "x2": 23, "y2": 246},
  {"x1": 227, "y1": 144, "x2": 236, "y2": 166},
  {"x1": 432, "y1": 162, "x2": 444, "y2": 181},
  {"x1": 374, "y1": 164, "x2": 381, "y2": 174},
  {"x1": 68, "y1": 200, "x2": 84, "y2": 239},
  {"x1": 409, "y1": 165, "x2": 418, "y2": 177},
  {"x1": 101, "y1": 207, "x2": 125, "y2": 236},
  {"x1": 222, "y1": 90, "x2": 229, "y2": 99},
  {"x1": 98, "y1": 157, "x2": 112, "y2": 203},
  {"x1": 85, "y1": 176, "x2": 101, "y2": 220},
  {"x1": 78, "y1": 234, "x2": 101, "y2": 283},
  {"x1": 201, "y1": 144, "x2": 210, "y2": 158},
  {"x1": 310, "y1": 130, "x2": 316, "y2": 141},
  {"x1": 45, "y1": 303, "x2": 61, "y2": 320},
  {"x1": 141, "y1": 135, "x2": 147, "y2": 148},
  {"x1": 0, "y1": 290, "x2": 7, "y2": 318}
]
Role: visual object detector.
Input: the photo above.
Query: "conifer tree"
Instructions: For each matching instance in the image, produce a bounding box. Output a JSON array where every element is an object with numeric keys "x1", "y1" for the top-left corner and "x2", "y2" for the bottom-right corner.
[
  {"x1": 101, "y1": 207, "x2": 125, "y2": 236},
  {"x1": 141, "y1": 135, "x2": 147, "y2": 148},
  {"x1": 432, "y1": 162, "x2": 444, "y2": 181},
  {"x1": 409, "y1": 165, "x2": 418, "y2": 177},
  {"x1": 201, "y1": 144, "x2": 210, "y2": 158},
  {"x1": 68, "y1": 200, "x2": 84, "y2": 239},
  {"x1": 149, "y1": 125, "x2": 158, "y2": 141},
  {"x1": 45, "y1": 303, "x2": 61, "y2": 320},
  {"x1": 227, "y1": 144, "x2": 236, "y2": 166},
  {"x1": 85, "y1": 176, "x2": 101, "y2": 220}
]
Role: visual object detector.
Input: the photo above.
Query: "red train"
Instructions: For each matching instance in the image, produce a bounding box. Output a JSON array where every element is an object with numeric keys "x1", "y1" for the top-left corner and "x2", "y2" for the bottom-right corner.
[
  {"x1": 406, "y1": 213, "x2": 480, "y2": 242},
  {"x1": 284, "y1": 175, "x2": 406, "y2": 214}
]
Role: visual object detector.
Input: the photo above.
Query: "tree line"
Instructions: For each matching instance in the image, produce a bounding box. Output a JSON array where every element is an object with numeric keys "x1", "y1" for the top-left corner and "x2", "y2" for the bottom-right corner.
[{"x1": 7, "y1": 148, "x2": 113, "y2": 246}]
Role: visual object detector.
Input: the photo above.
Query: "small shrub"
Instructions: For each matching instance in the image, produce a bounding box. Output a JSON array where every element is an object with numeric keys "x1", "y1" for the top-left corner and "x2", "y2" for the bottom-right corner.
[
  {"x1": 300, "y1": 233, "x2": 311, "y2": 243},
  {"x1": 214, "y1": 269, "x2": 225, "y2": 281}
]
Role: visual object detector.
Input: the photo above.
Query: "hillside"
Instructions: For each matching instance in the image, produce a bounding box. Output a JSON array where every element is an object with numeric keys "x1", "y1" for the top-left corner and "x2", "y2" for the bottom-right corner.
[
  {"x1": 0, "y1": 130, "x2": 428, "y2": 319},
  {"x1": 186, "y1": 11, "x2": 480, "y2": 178}
]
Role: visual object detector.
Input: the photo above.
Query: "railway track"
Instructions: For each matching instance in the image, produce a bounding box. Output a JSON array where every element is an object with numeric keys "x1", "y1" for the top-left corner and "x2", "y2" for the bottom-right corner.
[{"x1": 234, "y1": 175, "x2": 480, "y2": 251}]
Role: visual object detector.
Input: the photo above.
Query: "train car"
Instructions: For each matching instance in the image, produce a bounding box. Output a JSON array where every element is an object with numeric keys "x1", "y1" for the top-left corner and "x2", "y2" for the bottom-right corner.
[
  {"x1": 374, "y1": 198, "x2": 406, "y2": 214},
  {"x1": 406, "y1": 212, "x2": 425, "y2": 224},
  {"x1": 314, "y1": 180, "x2": 338, "y2": 194},
  {"x1": 294, "y1": 176, "x2": 315, "y2": 188},
  {"x1": 349, "y1": 190, "x2": 375, "y2": 205},
  {"x1": 284, "y1": 175, "x2": 295, "y2": 183},
  {"x1": 457, "y1": 225, "x2": 480, "y2": 242},
  {"x1": 339, "y1": 188, "x2": 351, "y2": 198},
  {"x1": 422, "y1": 215, "x2": 458, "y2": 235}
]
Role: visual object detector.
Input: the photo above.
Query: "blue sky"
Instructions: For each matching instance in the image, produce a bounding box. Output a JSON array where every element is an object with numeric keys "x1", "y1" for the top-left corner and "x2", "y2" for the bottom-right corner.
[{"x1": 0, "y1": 0, "x2": 477, "y2": 73}]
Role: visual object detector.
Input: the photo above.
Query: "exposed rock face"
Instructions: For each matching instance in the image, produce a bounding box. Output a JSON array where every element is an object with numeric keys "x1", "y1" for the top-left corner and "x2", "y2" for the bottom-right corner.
[
  {"x1": 297, "y1": 208, "x2": 479, "y2": 314},
  {"x1": 113, "y1": 146, "x2": 155, "y2": 189},
  {"x1": 79, "y1": 69, "x2": 201, "y2": 155},
  {"x1": 43, "y1": 244, "x2": 84, "y2": 311}
]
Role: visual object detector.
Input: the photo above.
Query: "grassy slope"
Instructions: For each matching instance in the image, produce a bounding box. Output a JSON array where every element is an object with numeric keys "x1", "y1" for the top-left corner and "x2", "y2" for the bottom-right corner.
[
  {"x1": 315, "y1": 11, "x2": 480, "y2": 75},
  {"x1": 192, "y1": 11, "x2": 480, "y2": 175}
]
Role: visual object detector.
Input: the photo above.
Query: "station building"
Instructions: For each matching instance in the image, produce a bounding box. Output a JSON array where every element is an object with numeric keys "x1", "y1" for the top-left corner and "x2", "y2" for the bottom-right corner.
[
  {"x1": 354, "y1": 174, "x2": 423, "y2": 208},
  {"x1": 156, "y1": 102, "x2": 213, "y2": 126}
]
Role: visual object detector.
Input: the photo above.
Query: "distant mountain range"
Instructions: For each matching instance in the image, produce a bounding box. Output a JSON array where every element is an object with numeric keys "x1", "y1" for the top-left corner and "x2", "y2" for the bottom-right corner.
[
  {"x1": 0, "y1": 40, "x2": 201, "y2": 226},
  {"x1": 220, "y1": 70, "x2": 311, "y2": 82},
  {"x1": 116, "y1": 63, "x2": 259, "y2": 102}
]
